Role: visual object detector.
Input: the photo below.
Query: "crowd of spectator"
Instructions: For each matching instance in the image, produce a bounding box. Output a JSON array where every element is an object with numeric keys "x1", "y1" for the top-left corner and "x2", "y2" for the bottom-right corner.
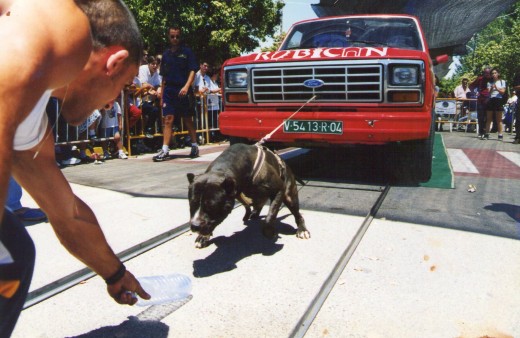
[
  {"x1": 56, "y1": 31, "x2": 224, "y2": 166},
  {"x1": 436, "y1": 66, "x2": 519, "y2": 143}
]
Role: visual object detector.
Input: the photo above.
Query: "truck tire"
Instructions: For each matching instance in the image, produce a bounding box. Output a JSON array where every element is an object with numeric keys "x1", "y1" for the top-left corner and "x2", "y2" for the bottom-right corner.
[
  {"x1": 385, "y1": 110, "x2": 434, "y2": 184},
  {"x1": 400, "y1": 111, "x2": 435, "y2": 183}
]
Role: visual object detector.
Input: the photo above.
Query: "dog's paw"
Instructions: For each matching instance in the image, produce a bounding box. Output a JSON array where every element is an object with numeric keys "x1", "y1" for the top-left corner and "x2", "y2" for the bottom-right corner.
[
  {"x1": 250, "y1": 210, "x2": 261, "y2": 219},
  {"x1": 195, "y1": 234, "x2": 211, "y2": 248},
  {"x1": 296, "y1": 229, "x2": 311, "y2": 239}
]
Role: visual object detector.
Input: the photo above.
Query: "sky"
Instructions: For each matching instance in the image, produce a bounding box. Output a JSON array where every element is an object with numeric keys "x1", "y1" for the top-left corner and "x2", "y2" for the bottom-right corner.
[
  {"x1": 281, "y1": 0, "x2": 318, "y2": 32},
  {"x1": 255, "y1": 0, "x2": 318, "y2": 51}
]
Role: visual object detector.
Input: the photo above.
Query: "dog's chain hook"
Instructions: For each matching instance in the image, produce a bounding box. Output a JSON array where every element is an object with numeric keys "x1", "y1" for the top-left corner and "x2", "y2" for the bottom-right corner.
[{"x1": 256, "y1": 95, "x2": 317, "y2": 146}]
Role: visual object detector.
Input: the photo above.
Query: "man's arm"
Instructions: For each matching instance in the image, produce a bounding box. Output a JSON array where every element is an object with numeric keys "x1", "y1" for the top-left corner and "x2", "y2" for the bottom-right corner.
[
  {"x1": 182, "y1": 70, "x2": 196, "y2": 96},
  {"x1": 11, "y1": 131, "x2": 149, "y2": 304}
]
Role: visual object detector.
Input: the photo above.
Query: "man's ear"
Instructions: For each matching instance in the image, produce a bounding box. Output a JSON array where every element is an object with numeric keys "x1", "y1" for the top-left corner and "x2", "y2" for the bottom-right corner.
[{"x1": 105, "y1": 49, "x2": 130, "y2": 76}]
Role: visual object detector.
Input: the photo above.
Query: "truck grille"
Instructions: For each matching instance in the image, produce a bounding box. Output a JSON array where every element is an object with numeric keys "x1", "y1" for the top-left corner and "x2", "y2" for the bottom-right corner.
[{"x1": 252, "y1": 65, "x2": 383, "y2": 103}]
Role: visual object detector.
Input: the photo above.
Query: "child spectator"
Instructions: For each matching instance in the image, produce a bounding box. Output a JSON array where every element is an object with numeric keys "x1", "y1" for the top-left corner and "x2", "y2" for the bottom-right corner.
[{"x1": 99, "y1": 100, "x2": 128, "y2": 159}]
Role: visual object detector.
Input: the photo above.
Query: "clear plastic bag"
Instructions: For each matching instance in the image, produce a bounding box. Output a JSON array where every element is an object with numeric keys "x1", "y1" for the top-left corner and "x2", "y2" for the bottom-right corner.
[{"x1": 135, "y1": 273, "x2": 192, "y2": 306}]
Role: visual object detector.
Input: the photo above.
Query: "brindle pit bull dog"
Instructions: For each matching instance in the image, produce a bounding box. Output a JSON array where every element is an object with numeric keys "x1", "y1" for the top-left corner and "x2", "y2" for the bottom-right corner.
[{"x1": 187, "y1": 143, "x2": 310, "y2": 248}]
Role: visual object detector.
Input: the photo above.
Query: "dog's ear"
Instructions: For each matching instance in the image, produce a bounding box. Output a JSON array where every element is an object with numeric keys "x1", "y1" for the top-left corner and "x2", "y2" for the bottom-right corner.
[
  {"x1": 222, "y1": 176, "x2": 236, "y2": 196},
  {"x1": 187, "y1": 173, "x2": 195, "y2": 184}
]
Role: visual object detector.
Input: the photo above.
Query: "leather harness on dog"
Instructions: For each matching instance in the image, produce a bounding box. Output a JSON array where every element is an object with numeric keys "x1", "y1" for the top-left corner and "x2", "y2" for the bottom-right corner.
[
  {"x1": 249, "y1": 96, "x2": 315, "y2": 184},
  {"x1": 251, "y1": 144, "x2": 286, "y2": 183}
]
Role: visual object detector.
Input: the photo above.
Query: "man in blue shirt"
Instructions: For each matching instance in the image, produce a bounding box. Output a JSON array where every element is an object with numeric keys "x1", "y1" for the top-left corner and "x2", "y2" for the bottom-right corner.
[{"x1": 154, "y1": 26, "x2": 199, "y2": 161}]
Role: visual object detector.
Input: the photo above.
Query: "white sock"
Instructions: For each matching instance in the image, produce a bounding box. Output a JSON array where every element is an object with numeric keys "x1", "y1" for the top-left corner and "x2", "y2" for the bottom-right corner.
[
  {"x1": 162, "y1": 145, "x2": 169, "y2": 152},
  {"x1": 191, "y1": 143, "x2": 198, "y2": 147}
]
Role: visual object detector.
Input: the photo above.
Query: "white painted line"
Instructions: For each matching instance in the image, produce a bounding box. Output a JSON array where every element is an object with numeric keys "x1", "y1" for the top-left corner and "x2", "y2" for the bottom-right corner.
[
  {"x1": 447, "y1": 148, "x2": 479, "y2": 173},
  {"x1": 189, "y1": 151, "x2": 222, "y2": 162},
  {"x1": 498, "y1": 151, "x2": 520, "y2": 167},
  {"x1": 279, "y1": 148, "x2": 310, "y2": 160}
]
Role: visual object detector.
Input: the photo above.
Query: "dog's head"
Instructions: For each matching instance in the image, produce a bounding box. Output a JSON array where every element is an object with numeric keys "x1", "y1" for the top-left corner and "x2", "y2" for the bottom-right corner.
[{"x1": 187, "y1": 173, "x2": 236, "y2": 236}]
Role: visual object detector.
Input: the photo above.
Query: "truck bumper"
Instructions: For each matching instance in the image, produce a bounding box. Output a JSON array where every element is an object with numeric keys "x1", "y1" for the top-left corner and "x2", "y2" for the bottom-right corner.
[{"x1": 219, "y1": 110, "x2": 432, "y2": 145}]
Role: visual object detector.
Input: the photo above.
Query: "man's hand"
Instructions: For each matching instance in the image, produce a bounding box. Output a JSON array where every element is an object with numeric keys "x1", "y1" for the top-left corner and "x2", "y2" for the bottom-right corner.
[
  {"x1": 106, "y1": 270, "x2": 150, "y2": 305},
  {"x1": 179, "y1": 85, "x2": 189, "y2": 97}
]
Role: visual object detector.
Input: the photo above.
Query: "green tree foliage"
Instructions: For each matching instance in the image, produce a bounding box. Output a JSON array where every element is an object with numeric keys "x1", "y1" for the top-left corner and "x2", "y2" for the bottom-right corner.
[
  {"x1": 445, "y1": 2, "x2": 520, "y2": 95},
  {"x1": 125, "y1": 0, "x2": 283, "y2": 67},
  {"x1": 261, "y1": 32, "x2": 286, "y2": 52}
]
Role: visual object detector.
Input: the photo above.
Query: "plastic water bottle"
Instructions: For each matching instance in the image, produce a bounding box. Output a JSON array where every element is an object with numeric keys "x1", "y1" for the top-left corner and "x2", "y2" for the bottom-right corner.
[{"x1": 135, "y1": 273, "x2": 192, "y2": 306}]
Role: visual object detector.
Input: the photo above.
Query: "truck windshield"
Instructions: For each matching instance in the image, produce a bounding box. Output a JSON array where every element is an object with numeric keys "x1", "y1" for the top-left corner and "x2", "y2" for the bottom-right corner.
[{"x1": 281, "y1": 17, "x2": 423, "y2": 51}]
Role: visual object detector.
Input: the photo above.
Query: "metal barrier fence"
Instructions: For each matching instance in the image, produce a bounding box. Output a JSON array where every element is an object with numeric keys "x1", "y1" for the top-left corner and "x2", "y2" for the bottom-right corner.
[
  {"x1": 435, "y1": 97, "x2": 478, "y2": 132},
  {"x1": 50, "y1": 89, "x2": 222, "y2": 157},
  {"x1": 123, "y1": 88, "x2": 222, "y2": 156}
]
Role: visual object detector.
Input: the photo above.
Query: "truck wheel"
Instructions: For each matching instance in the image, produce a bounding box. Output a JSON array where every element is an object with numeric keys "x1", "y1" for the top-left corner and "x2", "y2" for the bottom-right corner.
[
  {"x1": 387, "y1": 114, "x2": 434, "y2": 184},
  {"x1": 403, "y1": 135, "x2": 433, "y2": 182},
  {"x1": 400, "y1": 116, "x2": 435, "y2": 183}
]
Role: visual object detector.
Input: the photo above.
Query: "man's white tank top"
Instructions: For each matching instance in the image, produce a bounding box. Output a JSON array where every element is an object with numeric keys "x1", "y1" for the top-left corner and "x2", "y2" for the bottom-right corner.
[{"x1": 13, "y1": 90, "x2": 52, "y2": 151}]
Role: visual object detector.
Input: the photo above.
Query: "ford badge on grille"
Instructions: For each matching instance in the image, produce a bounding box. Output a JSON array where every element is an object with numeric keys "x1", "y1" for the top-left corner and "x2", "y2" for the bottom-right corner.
[{"x1": 303, "y1": 79, "x2": 324, "y2": 88}]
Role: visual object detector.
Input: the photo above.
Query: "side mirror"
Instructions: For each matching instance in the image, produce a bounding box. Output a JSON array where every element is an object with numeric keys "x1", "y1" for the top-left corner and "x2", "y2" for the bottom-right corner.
[{"x1": 433, "y1": 54, "x2": 449, "y2": 66}]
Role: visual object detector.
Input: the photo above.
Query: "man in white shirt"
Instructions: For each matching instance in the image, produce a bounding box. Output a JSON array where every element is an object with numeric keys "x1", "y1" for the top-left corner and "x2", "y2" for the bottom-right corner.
[
  {"x1": 454, "y1": 77, "x2": 471, "y2": 118},
  {"x1": 194, "y1": 62, "x2": 222, "y2": 140},
  {"x1": 138, "y1": 56, "x2": 162, "y2": 137},
  {"x1": 0, "y1": 1, "x2": 149, "y2": 336}
]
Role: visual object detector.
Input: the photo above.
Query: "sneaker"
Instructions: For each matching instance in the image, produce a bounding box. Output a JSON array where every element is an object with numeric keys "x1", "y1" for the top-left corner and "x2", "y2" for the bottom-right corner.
[
  {"x1": 103, "y1": 151, "x2": 111, "y2": 160},
  {"x1": 61, "y1": 157, "x2": 81, "y2": 166},
  {"x1": 498, "y1": 134, "x2": 503, "y2": 141},
  {"x1": 478, "y1": 134, "x2": 484, "y2": 140},
  {"x1": 14, "y1": 207, "x2": 47, "y2": 222},
  {"x1": 153, "y1": 149, "x2": 169, "y2": 162},
  {"x1": 189, "y1": 145, "x2": 199, "y2": 158},
  {"x1": 483, "y1": 134, "x2": 489, "y2": 140},
  {"x1": 145, "y1": 128, "x2": 154, "y2": 139},
  {"x1": 118, "y1": 152, "x2": 128, "y2": 159}
]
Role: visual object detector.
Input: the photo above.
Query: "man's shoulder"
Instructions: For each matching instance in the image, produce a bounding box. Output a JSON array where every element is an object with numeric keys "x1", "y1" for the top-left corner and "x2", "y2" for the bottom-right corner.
[{"x1": 181, "y1": 45, "x2": 194, "y2": 53}]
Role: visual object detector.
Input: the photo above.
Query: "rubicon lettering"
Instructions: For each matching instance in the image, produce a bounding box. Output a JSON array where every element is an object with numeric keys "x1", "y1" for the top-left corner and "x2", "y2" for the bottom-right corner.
[{"x1": 254, "y1": 47, "x2": 388, "y2": 61}]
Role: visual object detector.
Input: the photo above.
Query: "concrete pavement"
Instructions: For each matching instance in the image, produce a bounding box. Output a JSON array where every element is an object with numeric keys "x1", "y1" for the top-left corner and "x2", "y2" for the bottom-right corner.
[{"x1": 12, "y1": 141, "x2": 520, "y2": 338}]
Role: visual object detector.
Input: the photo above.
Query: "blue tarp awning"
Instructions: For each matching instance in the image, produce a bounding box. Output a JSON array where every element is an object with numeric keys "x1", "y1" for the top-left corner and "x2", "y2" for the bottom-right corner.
[{"x1": 311, "y1": 0, "x2": 517, "y2": 58}]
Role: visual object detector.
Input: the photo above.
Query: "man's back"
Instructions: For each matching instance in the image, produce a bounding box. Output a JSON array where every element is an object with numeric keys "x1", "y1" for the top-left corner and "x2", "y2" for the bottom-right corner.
[{"x1": 0, "y1": 0, "x2": 91, "y2": 218}]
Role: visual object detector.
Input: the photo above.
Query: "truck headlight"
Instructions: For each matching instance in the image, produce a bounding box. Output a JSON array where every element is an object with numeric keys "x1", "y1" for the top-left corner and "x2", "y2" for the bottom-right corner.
[
  {"x1": 226, "y1": 70, "x2": 248, "y2": 88},
  {"x1": 390, "y1": 66, "x2": 419, "y2": 85}
]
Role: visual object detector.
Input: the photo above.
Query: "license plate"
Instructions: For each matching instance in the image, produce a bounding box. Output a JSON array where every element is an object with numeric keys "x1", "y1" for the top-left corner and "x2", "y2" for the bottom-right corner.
[{"x1": 283, "y1": 120, "x2": 343, "y2": 135}]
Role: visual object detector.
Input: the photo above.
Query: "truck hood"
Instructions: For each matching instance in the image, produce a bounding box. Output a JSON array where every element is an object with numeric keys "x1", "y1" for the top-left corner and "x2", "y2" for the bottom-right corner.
[{"x1": 224, "y1": 47, "x2": 427, "y2": 66}]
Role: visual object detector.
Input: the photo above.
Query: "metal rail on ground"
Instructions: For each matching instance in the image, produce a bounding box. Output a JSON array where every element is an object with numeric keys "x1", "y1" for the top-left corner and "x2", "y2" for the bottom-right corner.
[
  {"x1": 23, "y1": 223, "x2": 191, "y2": 309},
  {"x1": 289, "y1": 185, "x2": 391, "y2": 338}
]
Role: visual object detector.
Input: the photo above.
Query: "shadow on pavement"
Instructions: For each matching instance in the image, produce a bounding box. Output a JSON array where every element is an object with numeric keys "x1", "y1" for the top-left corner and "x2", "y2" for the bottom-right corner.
[
  {"x1": 71, "y1": 316, "x2": 169, "y2": 338},
  {"x1": 192, "y1": 216, "x2": 298, "y2": 278}
]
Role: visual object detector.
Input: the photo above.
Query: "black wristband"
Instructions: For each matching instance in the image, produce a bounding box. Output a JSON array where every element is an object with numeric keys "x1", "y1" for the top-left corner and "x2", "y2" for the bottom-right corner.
[{"x1": 104, "y1": 263, "x2": 126, "y2": 285}]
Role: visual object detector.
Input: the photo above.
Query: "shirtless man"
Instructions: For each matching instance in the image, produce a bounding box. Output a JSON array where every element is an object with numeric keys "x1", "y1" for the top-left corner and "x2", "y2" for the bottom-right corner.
[{"x1": 1, "y1": 1, "x2": 149, "y2": 336}]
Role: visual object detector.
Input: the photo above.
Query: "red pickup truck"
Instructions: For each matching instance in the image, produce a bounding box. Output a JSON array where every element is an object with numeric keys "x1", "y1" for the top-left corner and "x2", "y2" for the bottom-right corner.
[{"x1": 219, "y1": 15, "x2": 447, "y2": 182}]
